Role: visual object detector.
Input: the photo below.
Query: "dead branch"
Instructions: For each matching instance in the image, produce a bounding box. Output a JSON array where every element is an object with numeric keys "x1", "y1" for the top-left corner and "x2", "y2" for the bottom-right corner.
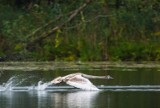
[{"x1": 26, "y1": 0, "x2": 91, "y2": 50}]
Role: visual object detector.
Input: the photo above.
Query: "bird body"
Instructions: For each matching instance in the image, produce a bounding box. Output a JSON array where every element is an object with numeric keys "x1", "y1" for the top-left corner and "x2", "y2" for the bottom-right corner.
[{"x1": 50, "y1": 73, "x2": 113, "y2": 91}]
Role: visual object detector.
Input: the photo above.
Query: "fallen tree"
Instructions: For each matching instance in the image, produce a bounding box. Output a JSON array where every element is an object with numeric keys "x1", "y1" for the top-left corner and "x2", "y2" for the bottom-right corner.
[{"x1": 26, "y1": 0, "x2": 91, "y2": 51}]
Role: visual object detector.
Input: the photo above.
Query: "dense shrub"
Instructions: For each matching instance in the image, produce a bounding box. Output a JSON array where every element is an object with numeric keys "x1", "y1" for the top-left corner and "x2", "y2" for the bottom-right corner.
[{"x1": 0, "y1": 0, "x2": 160, "y2": 61}]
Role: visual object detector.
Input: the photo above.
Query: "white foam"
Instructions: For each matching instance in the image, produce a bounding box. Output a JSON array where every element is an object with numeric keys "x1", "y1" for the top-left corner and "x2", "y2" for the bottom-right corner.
[{"x1": 37, "y1": 81, "x2": 51, "y2": 91}]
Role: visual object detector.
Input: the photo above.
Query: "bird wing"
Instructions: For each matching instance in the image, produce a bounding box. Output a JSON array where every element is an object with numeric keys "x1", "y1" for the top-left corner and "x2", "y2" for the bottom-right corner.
[{"x1": 66, "y1": 75, "x2": 99, "y2": 90}]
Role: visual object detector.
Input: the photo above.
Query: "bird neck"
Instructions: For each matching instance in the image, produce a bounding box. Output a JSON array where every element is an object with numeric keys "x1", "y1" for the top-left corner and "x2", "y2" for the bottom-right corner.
[{"x1": 82, "y1": 74, "x2": 106, "y2": 79}]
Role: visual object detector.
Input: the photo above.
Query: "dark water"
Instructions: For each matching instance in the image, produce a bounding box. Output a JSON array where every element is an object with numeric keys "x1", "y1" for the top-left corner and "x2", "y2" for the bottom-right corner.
[
  {"x1": 0, "y1": 62, "x2": 160, "y2": 108},
  {"x1": 0, "y1": 91, "x2": 160, "y2": 108}
]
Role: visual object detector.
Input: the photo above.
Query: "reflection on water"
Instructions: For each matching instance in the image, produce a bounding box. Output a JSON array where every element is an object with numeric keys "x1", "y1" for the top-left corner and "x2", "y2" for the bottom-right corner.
[
  {"x1": 0, "y1": 91, "x2": 35, "y2": 108},
  {"x1": 1, "y1": 90, "x2": 160, "y2": 108},
  {"x1": 0, "y1": 91, "x2": 100, "y2": 108},
  {"x1": 50, "y1": 91, "x2": 99, "y2": 108},
  {"x1": 37, "y1": 91, "x2": 50, "y2": 108}
]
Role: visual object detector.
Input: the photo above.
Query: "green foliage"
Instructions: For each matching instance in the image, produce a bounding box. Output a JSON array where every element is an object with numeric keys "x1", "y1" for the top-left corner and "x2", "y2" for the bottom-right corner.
[
  {"x1": 108, "y1": 40, "x2": 160, "y2": 61},
  {"x1": 0, "y1": 0, "x2": 160, "y2": 61}
]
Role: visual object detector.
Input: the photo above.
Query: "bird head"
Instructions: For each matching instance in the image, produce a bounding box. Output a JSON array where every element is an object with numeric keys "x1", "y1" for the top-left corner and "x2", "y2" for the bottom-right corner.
[
  {"x1": 105, "y1": 75, "x2": 113, "y2": 79},
  {"x1": 50, "y1": 76, "x2": 63, "y2": 84}
]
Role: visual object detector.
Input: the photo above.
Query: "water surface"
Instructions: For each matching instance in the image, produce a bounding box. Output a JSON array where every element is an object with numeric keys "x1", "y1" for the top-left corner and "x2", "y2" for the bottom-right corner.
[{"x1": 0, "y1": 62, "x2": 160, "y2": 108}]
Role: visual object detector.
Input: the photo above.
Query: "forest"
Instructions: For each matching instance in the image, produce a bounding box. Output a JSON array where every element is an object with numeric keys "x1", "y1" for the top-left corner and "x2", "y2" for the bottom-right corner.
[{"x1": 0, "y1": 0, "x2": 160, "y2": 61}]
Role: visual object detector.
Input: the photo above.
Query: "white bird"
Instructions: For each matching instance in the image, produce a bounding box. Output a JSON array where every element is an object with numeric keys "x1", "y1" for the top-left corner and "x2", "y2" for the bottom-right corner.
[{"x1": 50, "y1": 73, "x2": 113, "y2": 91}]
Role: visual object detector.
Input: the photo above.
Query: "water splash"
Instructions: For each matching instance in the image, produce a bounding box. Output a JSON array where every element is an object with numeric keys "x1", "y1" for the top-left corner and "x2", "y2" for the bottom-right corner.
[
  {"x1": 0, "y1": 74, "x2": 52, "y2": 91},
  {"x1": 37, "y1": 81, "x2": 51, "y2": 91},
  {"x1": 0, "y1": 75, "x2": 36, "y2": 91},
  {"x1": 3, "y1": 76, "x2": 17, "y2": 91}
]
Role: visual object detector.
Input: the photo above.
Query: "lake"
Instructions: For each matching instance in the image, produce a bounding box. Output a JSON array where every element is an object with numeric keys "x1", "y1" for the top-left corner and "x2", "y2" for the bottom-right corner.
[{"x1": 0, "y1": 62, "x2": 160, "y2": 108}]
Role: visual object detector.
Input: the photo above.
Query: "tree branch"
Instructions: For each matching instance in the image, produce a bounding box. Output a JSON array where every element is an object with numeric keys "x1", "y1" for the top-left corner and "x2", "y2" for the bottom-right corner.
[{"x1": 26, "y1": 0, "x2": 91, "y2": 50}]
